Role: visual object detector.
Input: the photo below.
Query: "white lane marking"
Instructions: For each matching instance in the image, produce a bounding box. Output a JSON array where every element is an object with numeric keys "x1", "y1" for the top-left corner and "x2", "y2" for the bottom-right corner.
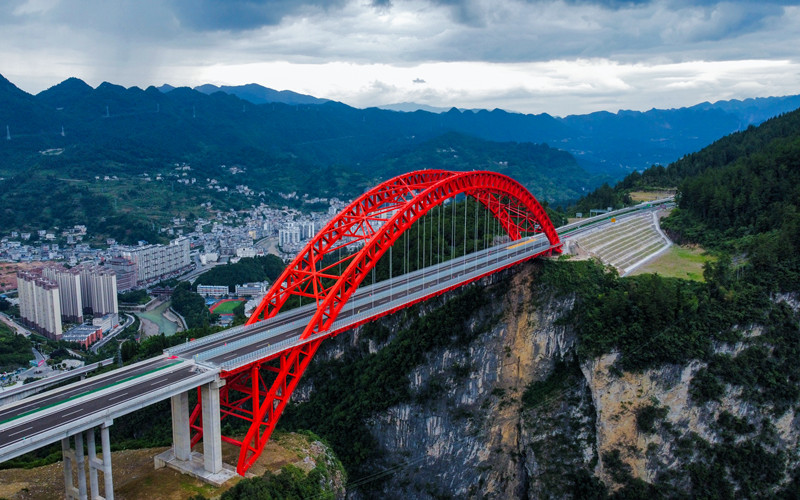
[
  {"x1": 108, "y1": 392, "x2": 129, "y2": 402},
  {"x1": 8, "y1": 425, "x2": 34, "y2": 437},
  {"x1": 62, "y1": 408, "x2": 85, "y2": 418}
]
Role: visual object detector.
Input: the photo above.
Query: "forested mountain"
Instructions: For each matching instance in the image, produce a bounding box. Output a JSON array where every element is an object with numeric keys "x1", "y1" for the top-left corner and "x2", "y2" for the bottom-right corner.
[
  {"x1": 1, "y1": 72, "x2": 799, "y2": 241},
  {"x1": 3, "y1": 73, "x2": 798, "y2": 180},
  {"x1": 575, "y1": 106, "x2": 800, "y2": 260},
  {"x1": 369, "y1": 132, "x2": 592, "y2": 204}
]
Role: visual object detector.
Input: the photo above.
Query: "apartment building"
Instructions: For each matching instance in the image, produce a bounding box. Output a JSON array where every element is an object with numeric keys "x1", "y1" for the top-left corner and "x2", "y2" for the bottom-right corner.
[
  {"x1": 42, "y1": 265, "x2": 83, "y2": 323},
  {"x1": 106, "y1": 256, "x2": 137, "y2": 291},
  {"x1": 117, "y1": 237, "x2": 190, "y2": 285},
  {"x1": 17, "y1": 270, "x2": 63, "y2": 340},
  {"x1": 80, "y1": 266, "x2": 118, "y2": 316}
]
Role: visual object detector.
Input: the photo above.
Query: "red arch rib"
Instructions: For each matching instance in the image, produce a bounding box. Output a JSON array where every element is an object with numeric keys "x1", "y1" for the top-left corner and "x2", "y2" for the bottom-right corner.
[
  {"x1": 232, "y1": 170, "x2": 559, "y2": 473},
  {"x1": 246, "y1": 169, "x2": 454, "y2": 324}
]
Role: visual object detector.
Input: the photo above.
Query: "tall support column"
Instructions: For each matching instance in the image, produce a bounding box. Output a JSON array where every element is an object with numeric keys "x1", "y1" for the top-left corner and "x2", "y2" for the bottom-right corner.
[
  {"x1": 101, "y1": 422, "x2": 114, "y2": 500},
  {"x1": 74, "y1": 432, "x2": 88, "y2": 500},
  {"x1": 86, "y1": 429, "x2": 100, "y2": 499},
  {"x1": 200, "y1": 381, "x2": 222, "y2": 474},
  {"x1": 170, "y1": 391, "x2": 191, "y2": 461},
  {"x1": 62, "y1": 437, "x2": 80, "y2": 500}
]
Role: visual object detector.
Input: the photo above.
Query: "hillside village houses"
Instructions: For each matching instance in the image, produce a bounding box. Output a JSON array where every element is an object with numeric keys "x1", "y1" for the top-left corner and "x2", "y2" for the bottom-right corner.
[
  {"x1": 2, "y1": 176, "x2": 351, "y2": 339},
  {"x1": 0, "y1": 161, "x2": 349, "y2": 267}
]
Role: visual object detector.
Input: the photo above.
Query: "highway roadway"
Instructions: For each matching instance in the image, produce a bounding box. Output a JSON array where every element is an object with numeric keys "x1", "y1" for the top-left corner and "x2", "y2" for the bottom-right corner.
[{"x1": 0, "y1": 356, "x2": 217, "y2": 458}]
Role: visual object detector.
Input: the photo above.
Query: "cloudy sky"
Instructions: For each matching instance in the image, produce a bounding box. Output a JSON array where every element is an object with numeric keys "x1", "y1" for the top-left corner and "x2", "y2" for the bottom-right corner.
[{"x1": 1, "y1": 0, "x2": 799, "y2": 115}]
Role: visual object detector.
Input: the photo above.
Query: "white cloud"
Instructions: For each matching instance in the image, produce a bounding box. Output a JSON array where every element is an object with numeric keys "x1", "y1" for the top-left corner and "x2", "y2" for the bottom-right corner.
[
  {"x1": 0, "y1": 0, "x2": 798, "y2": 115},
  {"x1": 190, "y1": 58, "x2": 799, "y2": 115}
]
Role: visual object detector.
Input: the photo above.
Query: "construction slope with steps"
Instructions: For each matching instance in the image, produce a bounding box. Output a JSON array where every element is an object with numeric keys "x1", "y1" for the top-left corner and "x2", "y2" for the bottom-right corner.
[{"x1": 572, "y1": 211, "x2": 672, "y2": 275}]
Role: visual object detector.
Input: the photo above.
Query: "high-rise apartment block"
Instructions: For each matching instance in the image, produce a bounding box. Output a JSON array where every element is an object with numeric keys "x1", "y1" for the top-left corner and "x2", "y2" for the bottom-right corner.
[
  {"x1": 279, "y1": 223, "x2": 301, "y2": 248},
  {"x1": 117, "y1": 237, "x2": 190, "y2": 285},
  {"x1": 18, "y1": 264, "x2": 119, "y2": 342},
  {"x1": 17, "y1": 270, "x2": 63, "y2": 340},
  {"x1": 42, "y1": 265, "x2": 83, "y2": 322},
  {"x1": 299, "y1": 221, "x2": 316, "y2": 240},
  {"x1": 79, "y1": 265, "x2": 118, "y2": 316}
]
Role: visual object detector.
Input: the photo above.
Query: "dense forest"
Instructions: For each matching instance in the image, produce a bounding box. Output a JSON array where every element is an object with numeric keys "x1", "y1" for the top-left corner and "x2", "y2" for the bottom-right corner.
[
  {"x1": 368, "y1": 132, "x2": 596, "y2": 205},
  {"x1": 578, "y1": 107, "x2": 800, "y2": 291},
  {"x1": 170, "y1": 282, "x2": 215, "y2": 329}
]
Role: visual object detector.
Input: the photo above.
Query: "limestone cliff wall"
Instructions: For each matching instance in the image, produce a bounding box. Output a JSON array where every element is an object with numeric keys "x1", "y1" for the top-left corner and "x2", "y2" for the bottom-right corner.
[{"x1": 288, "y1": 261, "x2": 800, "y2": 498}]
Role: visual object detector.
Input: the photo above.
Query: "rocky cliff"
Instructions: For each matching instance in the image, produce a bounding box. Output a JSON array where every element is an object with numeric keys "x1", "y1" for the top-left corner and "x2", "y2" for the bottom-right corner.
[{"x1": 281, "y1": 260, "x2": 800, "y2": 498}]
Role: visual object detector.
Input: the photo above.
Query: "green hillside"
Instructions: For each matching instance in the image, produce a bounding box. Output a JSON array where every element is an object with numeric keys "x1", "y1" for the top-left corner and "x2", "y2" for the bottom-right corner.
[
  {"x1": 577, "y1": 107, "x2": 800, "y2": 291},
  {"x1": 368, "y1": 132, "x2": 595, "y2": 205}
]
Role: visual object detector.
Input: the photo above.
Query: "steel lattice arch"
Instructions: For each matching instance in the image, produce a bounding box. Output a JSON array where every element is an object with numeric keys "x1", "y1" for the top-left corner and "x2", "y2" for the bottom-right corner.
[{"x1": 189, "y1": 169, "x2": 562, "y2": 474}]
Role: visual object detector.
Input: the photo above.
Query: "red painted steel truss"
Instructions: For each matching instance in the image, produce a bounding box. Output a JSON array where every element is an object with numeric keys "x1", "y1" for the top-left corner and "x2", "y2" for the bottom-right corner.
[{"x1": 190, "y1": 170, "x2": 561, "y2": 474}]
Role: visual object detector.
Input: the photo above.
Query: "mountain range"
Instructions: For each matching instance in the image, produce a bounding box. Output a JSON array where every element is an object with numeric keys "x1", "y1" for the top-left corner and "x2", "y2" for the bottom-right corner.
[
  {"x1": 1, "y1": 73, "x2": 800, "y2": 240},
  {"x1": 3, "y1": 74, "x2": 799, "y2": 181}
]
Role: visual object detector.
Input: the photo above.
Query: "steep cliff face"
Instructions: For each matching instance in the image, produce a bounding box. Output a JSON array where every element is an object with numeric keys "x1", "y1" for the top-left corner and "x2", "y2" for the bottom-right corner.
[
  {"x1": 284, "y1": 261, "x2": 599, "y2": 498},
  {"x1": 363, "y1": 265, "x2": 590, "y2": 499},
  {"x1": 283, "y1": 261, "x2": 800, "y2": 498},
  {"x1": 584, "y1": 324, "x2": 800, "y2": 496}
]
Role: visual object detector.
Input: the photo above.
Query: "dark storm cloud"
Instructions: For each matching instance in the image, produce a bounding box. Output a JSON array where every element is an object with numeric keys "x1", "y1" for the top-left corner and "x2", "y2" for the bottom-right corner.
[
  {"x1": 166, "y1": 0, "x2": 345, "y2": 31},
  {"x1": 166, "y1": 0, "x2": 393, "y2": 31},
  {"x1": 420, "y1": 0, "x2": 789, "y2": 42}
]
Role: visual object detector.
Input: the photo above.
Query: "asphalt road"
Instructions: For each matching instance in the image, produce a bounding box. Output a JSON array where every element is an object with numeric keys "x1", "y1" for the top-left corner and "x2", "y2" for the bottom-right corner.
[
  {"x1": 0, "y1": 362, "x2": 202, "y2": 452},
  {"x1": 0, "y1": 357, "x2": 174, "y2": 426}
]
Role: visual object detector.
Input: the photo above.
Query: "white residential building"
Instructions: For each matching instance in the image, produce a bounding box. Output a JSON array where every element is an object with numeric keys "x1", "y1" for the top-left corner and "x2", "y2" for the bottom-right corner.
[
  {"x1": 42, "y1": 265, "x2": 83, "y2": 323},
  {"x1": 118, "y1": 237, "x2": 191, "y2": 284},
  {"x1": 17, "y1": 270, "x2": 63, "y2": 340}
]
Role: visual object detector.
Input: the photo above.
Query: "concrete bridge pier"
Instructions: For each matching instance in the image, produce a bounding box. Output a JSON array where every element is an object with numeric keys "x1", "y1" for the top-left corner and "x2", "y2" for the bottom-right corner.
[
  {"x1": 61, "y1": 421, "x2": 114, "y2": 500},
  {"x1": 154, "y1": 378, "x2": 236, "y2": 486}
]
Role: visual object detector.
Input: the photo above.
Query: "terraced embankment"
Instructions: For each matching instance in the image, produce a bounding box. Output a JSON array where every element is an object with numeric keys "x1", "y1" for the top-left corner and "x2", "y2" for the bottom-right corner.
[{"x1": 571, "y1": 211, "x2": 672, "y2": 275}]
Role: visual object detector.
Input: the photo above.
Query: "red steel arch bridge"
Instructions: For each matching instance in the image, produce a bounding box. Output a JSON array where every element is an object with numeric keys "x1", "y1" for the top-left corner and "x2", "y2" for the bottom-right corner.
[
  {"x1": 194, "y1": 169, "x2": 562, "y2": 474},
  {"x1": 6, "y1": 169, "x2": 680, "y2": 499}
]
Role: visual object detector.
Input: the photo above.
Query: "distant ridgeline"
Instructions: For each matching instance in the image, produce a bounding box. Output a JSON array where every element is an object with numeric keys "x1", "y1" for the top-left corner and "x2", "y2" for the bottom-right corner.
[
  {"x1": 575, "y1": 106, "x2": 800, "y2": 291},
  {"x1": 0, "y1": 72, "x2": 799, "y2": 242}
]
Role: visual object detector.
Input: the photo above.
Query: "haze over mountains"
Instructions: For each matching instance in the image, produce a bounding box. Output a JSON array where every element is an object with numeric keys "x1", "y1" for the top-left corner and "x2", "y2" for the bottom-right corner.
[{"x1": 187, "y1": 83, "x2": 329, "y2": 106}]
